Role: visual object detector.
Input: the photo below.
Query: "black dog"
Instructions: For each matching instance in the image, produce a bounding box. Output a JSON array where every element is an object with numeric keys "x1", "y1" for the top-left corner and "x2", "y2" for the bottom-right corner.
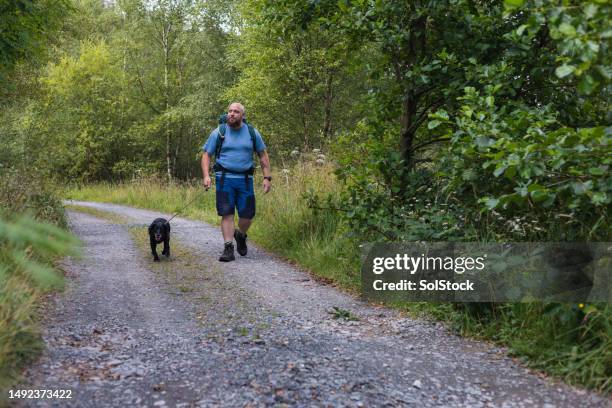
[{"x1": 148, "y1": 218, "x2": 170, "y2": 262}]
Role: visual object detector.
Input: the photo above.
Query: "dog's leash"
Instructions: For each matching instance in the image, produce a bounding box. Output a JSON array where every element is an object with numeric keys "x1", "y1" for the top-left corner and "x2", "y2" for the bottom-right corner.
[{"x1": 166, "y1": 187, "x2": 208, "y2": 223}]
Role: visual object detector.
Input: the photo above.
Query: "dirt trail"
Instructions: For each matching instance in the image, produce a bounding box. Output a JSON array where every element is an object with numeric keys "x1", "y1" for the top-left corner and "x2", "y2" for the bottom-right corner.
[{"x1": 20, "y1": 201, "x2": 609, "y2": 407}]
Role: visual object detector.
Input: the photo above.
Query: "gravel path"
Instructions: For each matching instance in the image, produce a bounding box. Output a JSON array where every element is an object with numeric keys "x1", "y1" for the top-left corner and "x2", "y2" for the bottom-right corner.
[{"x1": 21, "y1": 201, "x2": 609, "y2": 407}]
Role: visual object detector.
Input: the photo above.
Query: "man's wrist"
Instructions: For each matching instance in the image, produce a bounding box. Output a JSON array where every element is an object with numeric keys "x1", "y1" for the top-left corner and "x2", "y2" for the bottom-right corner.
[{"x1": 263, "y1": 176, "x2": 272, "y2": 181}]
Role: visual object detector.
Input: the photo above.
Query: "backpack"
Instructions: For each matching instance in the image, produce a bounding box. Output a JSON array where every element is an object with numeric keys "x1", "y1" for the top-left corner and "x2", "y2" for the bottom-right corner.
[{"x1": 214, "y1": 113, "x2": 258, "y2": 164}]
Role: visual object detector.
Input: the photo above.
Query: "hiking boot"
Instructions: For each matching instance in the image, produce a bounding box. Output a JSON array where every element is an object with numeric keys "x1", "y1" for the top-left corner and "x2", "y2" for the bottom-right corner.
[
  {"x1": 219, "y1": 242, "x2": 235, "y2": 262},
  {"x1": 234, "y1": 230, "x2": 248, "y2": 256}
]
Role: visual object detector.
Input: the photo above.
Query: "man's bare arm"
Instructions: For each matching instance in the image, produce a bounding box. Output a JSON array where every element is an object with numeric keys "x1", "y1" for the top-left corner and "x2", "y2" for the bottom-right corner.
[
  {"x1": 259, "y1": 150, "x2": 271, "y2": 177},
  {"x1": 259, "y1": 150, "x2": 271, "y2": 193},
  {"x1": 201, "y1": 152, "x2": 212, "y2": 189}
]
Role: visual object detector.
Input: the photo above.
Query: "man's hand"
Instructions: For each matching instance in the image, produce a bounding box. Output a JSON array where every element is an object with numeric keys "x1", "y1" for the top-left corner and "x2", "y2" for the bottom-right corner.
[
  {"x1": 203, "y1": 176, "x2": 211, "y2": 190},
  {"x1": 263, "y1": 179, "x2": 271, "y2": 194}
]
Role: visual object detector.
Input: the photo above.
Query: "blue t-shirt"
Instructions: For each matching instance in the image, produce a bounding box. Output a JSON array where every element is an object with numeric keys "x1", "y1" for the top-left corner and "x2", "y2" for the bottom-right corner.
[{"x1": 202, "y1": 123, "x2": 266, "y2": 173}]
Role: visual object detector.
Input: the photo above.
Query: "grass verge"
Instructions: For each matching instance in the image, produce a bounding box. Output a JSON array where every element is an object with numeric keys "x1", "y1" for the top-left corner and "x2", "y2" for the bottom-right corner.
[{"x1": 64, "y1": 204, "x2": 129, "y2": 224}]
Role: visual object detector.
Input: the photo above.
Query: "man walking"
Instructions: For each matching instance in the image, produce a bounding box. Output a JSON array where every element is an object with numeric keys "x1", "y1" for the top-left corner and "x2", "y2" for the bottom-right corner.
[{"x1": 201, "y1": 102, "x2": 271, "y2": 262}]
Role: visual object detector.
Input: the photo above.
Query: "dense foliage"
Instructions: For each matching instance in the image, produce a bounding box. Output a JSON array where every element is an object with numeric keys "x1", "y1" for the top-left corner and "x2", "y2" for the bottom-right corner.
[
  {"x1": 0, "y1": 0, "x2": 71, "y2": 83},
  {"x1": 288, "y1": 0, "x2": 611, "y2": 243},
  {"x1": 271, "y1": 0, "x2": 611, "y2": 391},
  {"x1": 2, "y1": 0, "x2": 234, "y2": 182}
]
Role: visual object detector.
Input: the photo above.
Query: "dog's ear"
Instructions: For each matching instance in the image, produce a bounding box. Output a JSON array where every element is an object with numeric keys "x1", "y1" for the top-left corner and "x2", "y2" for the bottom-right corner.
[{"x1": 148, "y1": 224, "x2": 153, "y2": 234}]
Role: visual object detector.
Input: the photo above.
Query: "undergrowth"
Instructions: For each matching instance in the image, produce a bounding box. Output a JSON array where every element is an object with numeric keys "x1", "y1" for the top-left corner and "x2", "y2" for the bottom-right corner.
[{"x1": 0, "y1": 168, "x2": 78, "y2": 396}]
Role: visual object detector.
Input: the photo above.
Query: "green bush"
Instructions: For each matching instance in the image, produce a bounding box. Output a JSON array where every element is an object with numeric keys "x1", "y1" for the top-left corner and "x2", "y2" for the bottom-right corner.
[
  {"x1": 0, "y1": 214, "x2": 79, "y2": 392},
  {"x1": 0, "y1": 168, "x2": 79, "y2": 393}
]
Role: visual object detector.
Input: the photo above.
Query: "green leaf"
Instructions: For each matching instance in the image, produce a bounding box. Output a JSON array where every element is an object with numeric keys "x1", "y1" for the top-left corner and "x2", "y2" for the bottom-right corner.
[
  {"x1": 572, "y1": 181, "x2": 593, "y2": 195},
  {"x1": 431, "y1": 110, "x2": 449, "y2": 120},
  {"x1": 584, "y1": 4, "x2": 598, "y2": 19},
  {"x1": 589, "y1": 167, "x2": 606, "y2": 176},
  {"x1": 10, "y1": 251, "x2": 63, "y2": 289},
  {"x1": 591, "y1": 192, "x2": 608, "y2": 205},
  {"x1": 493, "y1": 165, "x2": 507, "y2": 177},
  {"x1": 555, "y1": 64, "x2": 575, "y2": 78},
  {"x1": 530, "y1": 189, "x2": 550, "y2": 203},
  {"x1": 475, "y1": 136, "x2": 494, "y2": 147},
  {"x1": 596, "y1": 65, "x2": 612, "y2": 80},
  {"x1": 578, "y1": 75, "x2": 598, "y2": 95},
  {"x1": 558, "y1": 23, "x2": 576, "y2": 37},
  {"x1": 499, "y1": 193, "x2": 524, "y2": 207},
  {"x1": 428, "y1": 120, "x2": 441, "y2": 129},
  {"x1": 542, "y1": 194, "x2": 556, "y2": 208},
  {"x1": 527, "y1": 183, "x2": 545, "y2": 192},
  {"x1": 504, "y1": 0, "x2": 525, "y2": 9},
  {"x1": 484, "y1": 197, "x2": 499, "y2": 209},
  {"x1": 504, "y1": 166, "x2": 517, "y2": 180}
]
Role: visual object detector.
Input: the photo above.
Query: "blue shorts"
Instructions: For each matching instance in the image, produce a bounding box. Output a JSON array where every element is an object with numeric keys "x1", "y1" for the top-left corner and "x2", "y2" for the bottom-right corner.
[{"x1": 215, "y1": 174, "x2": 256, "y2": 219}]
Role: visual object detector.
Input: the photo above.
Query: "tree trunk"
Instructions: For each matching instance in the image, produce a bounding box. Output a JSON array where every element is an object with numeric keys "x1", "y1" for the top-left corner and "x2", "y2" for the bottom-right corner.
[
  {"x1": 322, "y1": 69, "x2": 334, "y2": 138},
  {"x1": 400, "y1": 91, "x2": 418, "y2": 168},
  {"x1": 302, "y1": 98, "x2": 309, "y2": 150},
  {"x1": 163, "y1": 23, "x2": 172, "y2": 183},
  {"x1": 173, "y1": 141, "x2": 179, "y2": 178},
  {"x1": 399, "y1": 15, "x2": 427, "y2": 171}
]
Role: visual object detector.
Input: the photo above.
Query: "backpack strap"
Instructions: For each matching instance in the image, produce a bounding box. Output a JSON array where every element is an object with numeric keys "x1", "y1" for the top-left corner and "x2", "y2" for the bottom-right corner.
[
  {"x1": 246, "y1": 124, "x2": 258, "y2": 154},
  {"x1": 215, "y1": 124, "x2": 226, "y2": 159}
]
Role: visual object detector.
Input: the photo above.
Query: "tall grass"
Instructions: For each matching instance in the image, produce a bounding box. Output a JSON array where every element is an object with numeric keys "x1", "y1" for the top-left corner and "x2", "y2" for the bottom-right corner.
[
  {"x1": 0, "y1": 276, "x2": 42, "y2": 394},
  {"x1": 0, "y1": 168, "x2": 76, "y2": 395}
]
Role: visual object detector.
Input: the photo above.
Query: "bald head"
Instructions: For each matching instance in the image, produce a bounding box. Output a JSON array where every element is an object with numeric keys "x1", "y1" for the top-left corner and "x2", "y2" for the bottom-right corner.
[
  {"x1": 227, "y1": 102, "x2": 245, "y2": 128},
  {"x1": 228, "y1": 102, "x2": 245, "y2": 115}
]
